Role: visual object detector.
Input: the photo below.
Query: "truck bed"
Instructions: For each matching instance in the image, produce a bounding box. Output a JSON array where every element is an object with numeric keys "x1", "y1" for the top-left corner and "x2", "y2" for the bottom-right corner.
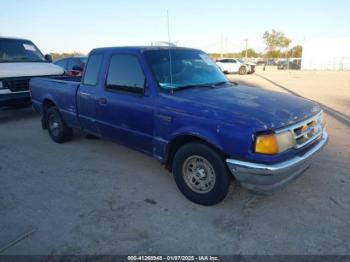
[{"x1": 30, "y1": 76, "x2": 82, "y2": 129}]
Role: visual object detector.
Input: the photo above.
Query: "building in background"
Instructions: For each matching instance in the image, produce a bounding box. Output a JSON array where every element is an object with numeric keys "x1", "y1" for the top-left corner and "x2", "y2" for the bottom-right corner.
[{"x1": 301, "y1": 37, "x2": 350, "y2": 70}]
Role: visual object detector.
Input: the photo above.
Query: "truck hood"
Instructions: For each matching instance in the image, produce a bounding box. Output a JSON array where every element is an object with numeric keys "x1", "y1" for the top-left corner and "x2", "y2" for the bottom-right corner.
[
  {"x1": 167, "y1": 84, "x2": 321, "y2": 130},
  {"x1": 0, "y1": 62, "x2": 64, "y2": 78}
]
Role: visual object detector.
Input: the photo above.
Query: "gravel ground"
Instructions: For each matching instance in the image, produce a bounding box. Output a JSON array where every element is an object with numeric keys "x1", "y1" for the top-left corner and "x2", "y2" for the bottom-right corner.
[{"x1": 1, "y1": 69, "x2": 349, "y2": 255}]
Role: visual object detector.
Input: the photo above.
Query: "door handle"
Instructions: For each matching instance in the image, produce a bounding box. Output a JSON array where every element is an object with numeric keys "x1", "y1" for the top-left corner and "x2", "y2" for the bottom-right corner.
[
  {"x1": 79, "y1": 92, "x2": 91, "y2": 98},
  {"x1": 98, "y1": 97, "x2": 107, "y2": 105}
]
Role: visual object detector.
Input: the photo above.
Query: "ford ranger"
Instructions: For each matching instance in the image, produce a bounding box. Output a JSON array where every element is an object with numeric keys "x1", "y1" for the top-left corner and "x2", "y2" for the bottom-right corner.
[{"x1": 30, "y1": 47, "x2": 328, "y2": 205}]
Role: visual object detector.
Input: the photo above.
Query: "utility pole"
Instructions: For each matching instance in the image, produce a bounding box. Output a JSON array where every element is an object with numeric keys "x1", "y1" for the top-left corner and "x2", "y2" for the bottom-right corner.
[{"x1": 244, "y1": 38, "x2": 248, "y2": 59}]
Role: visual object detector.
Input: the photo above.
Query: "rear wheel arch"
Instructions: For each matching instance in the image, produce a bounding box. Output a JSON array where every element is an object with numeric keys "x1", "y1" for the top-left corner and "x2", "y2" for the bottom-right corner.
[
  {"x1": 166, "y1": 134, "x2": 226, "y2": 171},
  {"x1": 41, "y1": 99, "x2": 57, "y2": 129},
  {"x1": 46, "y1": 106, "x2": 73, "y2": 143}
]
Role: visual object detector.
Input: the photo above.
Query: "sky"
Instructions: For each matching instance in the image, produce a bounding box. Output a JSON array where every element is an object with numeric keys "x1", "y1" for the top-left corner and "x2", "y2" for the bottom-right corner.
[{"x1": 1, "y1": 0, "x2": 349, "y2": 54}]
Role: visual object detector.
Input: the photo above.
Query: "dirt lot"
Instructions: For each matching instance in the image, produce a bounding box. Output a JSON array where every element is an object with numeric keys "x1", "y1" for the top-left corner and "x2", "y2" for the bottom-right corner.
[{"x1": 1, "y1": 69, "x2": 350, "y2": 255}]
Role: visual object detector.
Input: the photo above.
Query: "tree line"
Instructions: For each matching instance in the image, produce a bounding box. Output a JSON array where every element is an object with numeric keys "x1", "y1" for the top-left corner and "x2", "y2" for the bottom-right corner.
[
  {"x1": 50, "y1": 51, "x2": 85, "y2": 61},
  {"x1": 210, "y1": 30, "x2": 302, "y2": 59},
  {"x1": 49, "y1": 30, "x2": 301, "y2": 60}
]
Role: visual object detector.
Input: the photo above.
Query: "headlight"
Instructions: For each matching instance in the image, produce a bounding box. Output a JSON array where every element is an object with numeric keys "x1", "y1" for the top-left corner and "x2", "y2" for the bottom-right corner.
[{"x1": 255, "y1": 131, "x2": 295, "y2": 154}]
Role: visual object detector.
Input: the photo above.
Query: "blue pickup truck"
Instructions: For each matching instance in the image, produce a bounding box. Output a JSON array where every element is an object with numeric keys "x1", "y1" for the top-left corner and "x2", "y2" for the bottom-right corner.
[{"x1": 30, "y1": 46, "x2": 328, "y2": 205}]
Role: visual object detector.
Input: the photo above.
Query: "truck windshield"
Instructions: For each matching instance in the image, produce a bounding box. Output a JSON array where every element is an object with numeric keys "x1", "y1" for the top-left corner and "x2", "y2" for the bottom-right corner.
[
  {"x1": 0, "y1": 38, "x2": 46, "y2": 63},
  {"x1": 144, "y1": 49, "x2": 228, "y2": 90}
]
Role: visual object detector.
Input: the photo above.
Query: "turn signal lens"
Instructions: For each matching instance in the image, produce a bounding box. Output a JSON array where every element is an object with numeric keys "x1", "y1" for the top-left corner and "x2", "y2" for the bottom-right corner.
[
  {"x1": 255, "y1": 134, "x2": 278, "y2": 154},
  {"x1": 255, "y1": 131, "x2": 295, "y2": 154}
]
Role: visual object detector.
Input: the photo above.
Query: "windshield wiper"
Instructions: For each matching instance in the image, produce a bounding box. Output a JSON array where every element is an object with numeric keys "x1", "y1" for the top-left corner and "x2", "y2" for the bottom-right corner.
[
  {"x1": 174, "y1": 84, "x2": 213, "y2": 90},
  {"x1": 174, "y1": 81, "x2": 231, "y2": 91},
  {"x1": 211, "y1": 81, "x2": 230, "y2": 86}
]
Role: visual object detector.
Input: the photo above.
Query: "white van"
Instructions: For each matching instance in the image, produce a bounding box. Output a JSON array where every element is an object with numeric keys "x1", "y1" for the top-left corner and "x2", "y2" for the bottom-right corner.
[{"x1": 0, "y1": 37, "x2": 64, "y2": 107}]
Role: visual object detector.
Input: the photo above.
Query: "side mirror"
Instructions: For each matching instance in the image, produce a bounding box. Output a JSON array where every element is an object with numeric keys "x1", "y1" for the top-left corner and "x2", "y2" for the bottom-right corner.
[{"x1": 45, "y1": 54, "x2": 53, "y2": 62}]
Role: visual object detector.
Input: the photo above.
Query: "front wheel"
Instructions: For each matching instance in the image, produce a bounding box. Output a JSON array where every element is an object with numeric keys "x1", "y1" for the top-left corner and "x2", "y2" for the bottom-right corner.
[
  {"x1": 172, "y1": 142, "x2": 231, "y2": 205},
  {"x1": 239, "y1": 66, "x2": 247, "y2": 75},
  {"x1": 46, "y1": 107, "x2": 73, "y2": 143}
]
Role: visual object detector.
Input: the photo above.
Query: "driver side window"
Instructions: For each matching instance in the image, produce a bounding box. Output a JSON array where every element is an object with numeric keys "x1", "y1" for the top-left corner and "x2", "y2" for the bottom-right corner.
[{"x1": 106, "y1": 54, "x2": 145, "y2": 94}]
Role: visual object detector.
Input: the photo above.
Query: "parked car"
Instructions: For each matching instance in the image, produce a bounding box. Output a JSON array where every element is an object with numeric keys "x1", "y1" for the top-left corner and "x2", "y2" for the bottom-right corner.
[
  {"x1": 256, "y1": 60, "x2": 266, "y2": 66},
  {"x1": 238, "y1": 59, "x2": 256, "y2": 74},
  {"x1": 266, "y1": 59, "x2": 277, "y2": 66},
  {"x1": 277, "y1": 60, "x2": 301, "y2": 70},
  {"x1": 54, "y1": 56, "x2": 87, "y2": 76},
  {"x1": 258, "y1": 59, "x2": 278, "y2": 66},
  {"x1": 0, "y1": 37, "x2": 64, "y2": 107},
  {"x1": 30, "y1": 46, "x2": 328, "y2": 205},
  {"x1": 216, "y1": 58, "x2": 256, "y2": 74}
]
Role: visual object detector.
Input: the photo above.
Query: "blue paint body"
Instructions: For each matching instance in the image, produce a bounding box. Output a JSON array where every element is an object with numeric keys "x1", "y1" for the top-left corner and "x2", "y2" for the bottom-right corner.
[{"x1": 30, "y1": 47, "x2": 321, "y2": 165}]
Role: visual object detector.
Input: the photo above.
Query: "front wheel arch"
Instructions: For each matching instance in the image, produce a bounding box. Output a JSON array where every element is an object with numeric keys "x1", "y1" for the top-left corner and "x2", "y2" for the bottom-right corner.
[
  {"x1": 239, "y1": 66, "x2": 247, "y2": 75},
  {"x1": 172, "y1": 142, "x2": 232, "y2": 205},
  {"x1": 166, "y1": 134, "x2": 226, "y2": 171}
]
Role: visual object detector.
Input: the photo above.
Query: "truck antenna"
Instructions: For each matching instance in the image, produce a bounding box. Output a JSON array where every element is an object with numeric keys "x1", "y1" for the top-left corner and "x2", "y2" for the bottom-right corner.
[{"x1": 167, "y1": 10, "x2": 174, "y2": 94}]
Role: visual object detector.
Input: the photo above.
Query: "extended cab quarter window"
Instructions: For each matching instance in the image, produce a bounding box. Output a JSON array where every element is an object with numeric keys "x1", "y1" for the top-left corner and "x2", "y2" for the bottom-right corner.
[
  {"x1": 106, "y1": 54, "x2": 145, "y2": 93},
  {"x1": 83, "y1": 54, "x2": 103, "y2": 86}
]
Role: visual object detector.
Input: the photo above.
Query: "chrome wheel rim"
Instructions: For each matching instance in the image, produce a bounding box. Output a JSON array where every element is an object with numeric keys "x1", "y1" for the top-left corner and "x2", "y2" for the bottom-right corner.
[
  {"x1": 182, "y1": 155, "x2": 216, "y2": 194},
  {"x1": 48, "y1": 114, "x2": 60, "y2": 137}
]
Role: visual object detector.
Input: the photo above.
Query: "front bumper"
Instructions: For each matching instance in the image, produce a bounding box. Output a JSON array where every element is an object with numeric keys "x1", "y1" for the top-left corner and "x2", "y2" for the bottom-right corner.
[
  {"x1": 248, "y1": 65, "x2": 256, "y2": 73},
  {"x1": 226, "y1": 131, "x2": 328, "y2": 193},
  {"x1": 0, "y1": 90, "x2": 31, "y2": 107}
]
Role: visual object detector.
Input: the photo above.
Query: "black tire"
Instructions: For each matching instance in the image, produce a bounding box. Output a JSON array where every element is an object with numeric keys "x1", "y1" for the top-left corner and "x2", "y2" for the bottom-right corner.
[
  {"x1": 172, "y1": 142, "x2": 231, "y2": 205},
  {"x1": 239, "y1": 66, "x2": 247, "y2": 75},
  {"x1": 46, "y1": 107, "x2": 73, "y2": 143}
]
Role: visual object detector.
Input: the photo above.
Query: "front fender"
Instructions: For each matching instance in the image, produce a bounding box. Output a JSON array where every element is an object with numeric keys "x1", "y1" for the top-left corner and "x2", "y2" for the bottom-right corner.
[
  {"x1": 169, "y1": 126, "x2": 224, "y2": 152},
  {"x1": 168, "y1": 121, "x2": 257, "y2": 161}
]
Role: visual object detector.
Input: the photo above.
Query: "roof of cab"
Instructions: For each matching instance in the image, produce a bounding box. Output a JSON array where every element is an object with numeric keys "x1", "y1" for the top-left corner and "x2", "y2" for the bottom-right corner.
[
  {"x1": 90, "y1": 46, "x2": 202, "y2": 54},
  {"x1": 0, "y1": 36, "x2": 31, "y2": 41}
]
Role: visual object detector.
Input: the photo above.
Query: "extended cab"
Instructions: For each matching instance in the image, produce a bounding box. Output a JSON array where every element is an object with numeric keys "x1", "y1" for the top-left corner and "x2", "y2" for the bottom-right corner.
[
  {"x1": 0, "y1": 37, "x2": 64, "y2": 107},
  {"x1": 30, "y1": 47, "x2": 328, "y2": 205}
]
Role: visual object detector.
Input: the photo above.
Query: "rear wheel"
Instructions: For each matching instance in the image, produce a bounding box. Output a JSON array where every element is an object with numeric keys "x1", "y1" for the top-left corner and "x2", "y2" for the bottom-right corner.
[
  {"x1": 172, "y1": 142, "x2": 231, "y2": 205},
  {"x1": 46, "y1": 107, "x2": 73, "y2": 143}
]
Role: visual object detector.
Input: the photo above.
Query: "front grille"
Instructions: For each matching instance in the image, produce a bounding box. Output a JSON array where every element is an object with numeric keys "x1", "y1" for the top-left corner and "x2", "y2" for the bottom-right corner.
[
  {"x1": 3, "y1": 78, "x2": 30, "y2": 92},
  {"x1": 1, "y1": 75, "x2": 59, "y2": 93},
  {"x1": 291, "y1": 112, "x2": 324, "y2": 149}
]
